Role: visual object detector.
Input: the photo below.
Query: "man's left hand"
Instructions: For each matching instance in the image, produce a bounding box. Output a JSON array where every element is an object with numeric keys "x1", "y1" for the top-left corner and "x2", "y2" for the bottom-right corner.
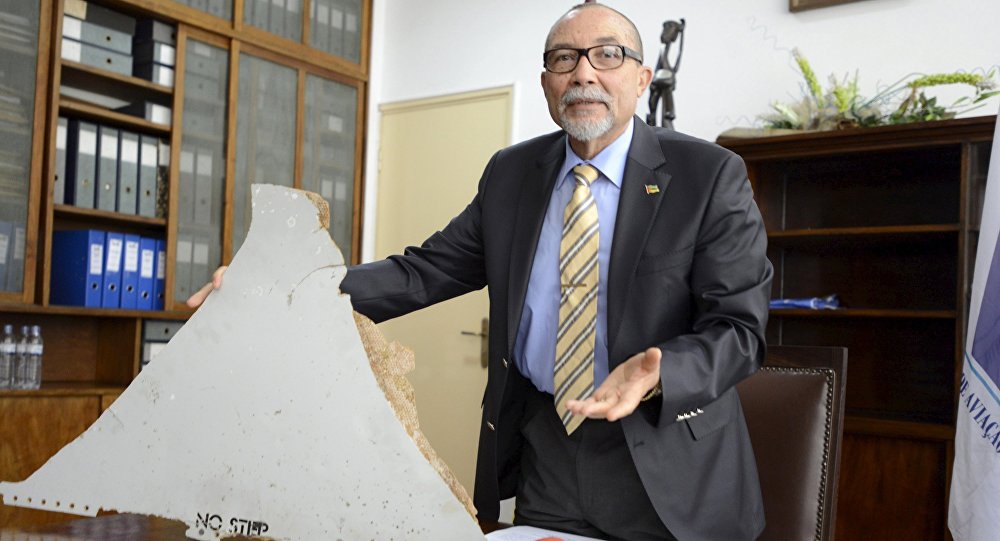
[{"x1": 566, "y1": 347, "x2": 662, "y2": 422}]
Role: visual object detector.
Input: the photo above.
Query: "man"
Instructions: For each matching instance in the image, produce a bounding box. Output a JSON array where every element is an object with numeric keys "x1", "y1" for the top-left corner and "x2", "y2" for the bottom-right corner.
[{"x1": 191, "y1": 4, "x2": 771, "y2": 539}]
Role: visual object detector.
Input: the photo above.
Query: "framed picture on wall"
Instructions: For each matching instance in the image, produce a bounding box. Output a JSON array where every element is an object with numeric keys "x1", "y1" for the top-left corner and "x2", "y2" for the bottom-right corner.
[{"x1": 790, "y1": 0, "x2": 869, "y2": 12}]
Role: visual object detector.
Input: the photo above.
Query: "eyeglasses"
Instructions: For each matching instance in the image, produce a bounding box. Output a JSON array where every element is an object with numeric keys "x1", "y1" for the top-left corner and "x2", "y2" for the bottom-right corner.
[{"x1": 543, "y1": 44, "x2": 643, "y2": 73}]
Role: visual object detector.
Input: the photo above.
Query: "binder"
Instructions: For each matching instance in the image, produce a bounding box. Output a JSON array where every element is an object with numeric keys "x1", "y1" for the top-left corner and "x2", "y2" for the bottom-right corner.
[
  {"x1": 156, "y1": 140, "x2": 170, "y2": 218},
  {"x1": 253, "y1": 0, "x2": 270, "y2": 28},
  {"x1": 0, "y1": 221, "x2": 10, "y2": 291},
  {"x1": 141, "y1": 319, "x2": 184, "y2": 369},
  {"x1": 6, "y1": 224, "x2": 25, "y2": 292},
  {"x1": 269, "y1": 0, "x2": 286, "y2": 36},
  {"x1": 116, "y1": 101, "x2": 171, "y2": 126},
  {"x1": 62, "y1": 15, "x2": 132, "y2": 55},
  {"x1": 133, "y1": 62, "x2": 174, "y2": 87},
  {"x1": 178, "y1": 148, "x2": 195, "y2": 223},
  {"x1": 207, "y1": 0, "x2": 226, "y2": 18},
  {"x1": 175, "y1": 234, "x2": 193, "y2": 302},
  {"x1": 137, "y1": 236, "x2": 156, "y2": 310},
  {"x1": 65, "y1": 119, "x2": 97, "y2": 208},
  {"x1": 102, "y1": 231, "x2": 124, "y2": 308},
  {"x1": 120, "y1": 234, "x2": 140, "y2": 309},
  {"x1": 133, "y1": 41, "x2": 176, "y2": 67},
  {"x1": 60, "y1": 37, "x2": 133, "y2": 77},
  {"x1": 329, "y1": 3, "x2": 344, "y2": 56},
  {"x1": 117, "y1": 131, "x2": 139, "y2": 214},
  {"x1": 135, "y1": 19, "x2": 176, "y2": 45},
  {"x1": 50, "y1": 229, "x2": 105, "y2": 307},
  {"x1": 194, "y1": 149, "x2": 213, "y2": 225},
  {"x1": 191, "y1": 236, "x2": 210, "y2": 295},
  {"x1": 153, "y1": 238, "x2": 166, "y2": 310},
  {"x1": 54, "y1": 117, "x2": 68, "y2": 205},
  {"x1": 286, "y1": 0, "x2": 301, "y2": 40},
  {"x1": 96, "y1": 125, "x2": 119, "y2": 212},
  {"x1": 344, "y1": 4, "x2": 359, "y2": 60},
  {"x1": 314, "y1": 1, "x2": 329, "y2": 52},
  {"x1": 137, "y1": 135, "x2": 158, "y2": 217}
]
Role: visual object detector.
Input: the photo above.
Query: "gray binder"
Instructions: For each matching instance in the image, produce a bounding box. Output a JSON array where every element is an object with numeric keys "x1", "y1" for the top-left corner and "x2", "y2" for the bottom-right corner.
[
  {"x1": 66, "y1": 119, "x2": 97, "y2": 208},
  {"x1": 313, "y1": 1, "x2": 330, "y2": 53},
  {"x1": 174, "y1": 234, "x2": 193, "y2": 301},
  {"x1": 62, "y1": 15, "x2": 132, "y2": 55},
  {"x1": 135, "y1": 19, "x2": 176, "y2": 45},
  {"x1": 54, "y1": 117, "x2": 68, "y2": 205},
  {"x1": 191, "y1": 236, "x2": 210, "y2": 294},
  {"x1": 178, "y1": 148, "x2": 195, "y2": 223},
  {"x1": 6, "y1": 224, "x2": 24, "y2": 292},
  {"x1": 60, "y1": 37, "x2": 132, "y2": 77},
  {"x1": 156, "y1": 140, "x2": 170, "y2": 218},
  {"x1": 96, "y1": 125, "x2": 119, "y2": 212},
  {"x1": 194, "y1": 149, "x2": 213, "y2": 225},
  {"x1": 117, "y1": 130, "x2": 139, "y2": 214},
  {"x1": 329, "y1": 3, "x2": 344, "y2": 56},
  {"x1": 137, "y1": 135, "x2": 158, "y2": 217},
  {"x1": 286, "y1": 0, "x2": 301, "y2": 39},
  {"x1": 269, "y1": 0, "x2": 286, "y2": 37},
  {"x1": 133, "y1": 41, "x2": 176, "y2": 67},
  {"x1": 253, "y1": 0, "x2": 270, "y2": 28}
]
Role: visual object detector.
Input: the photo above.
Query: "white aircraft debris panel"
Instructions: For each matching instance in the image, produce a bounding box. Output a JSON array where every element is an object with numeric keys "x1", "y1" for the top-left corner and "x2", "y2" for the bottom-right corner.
[{"x1": 0, "y1": 184, "x2": 485, "y2": 541}]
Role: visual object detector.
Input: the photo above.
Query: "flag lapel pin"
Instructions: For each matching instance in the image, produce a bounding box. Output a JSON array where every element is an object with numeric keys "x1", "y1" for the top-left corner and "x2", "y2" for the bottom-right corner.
[{"x1": 645, "y1": 184, "x2": 660, "y2": 195}]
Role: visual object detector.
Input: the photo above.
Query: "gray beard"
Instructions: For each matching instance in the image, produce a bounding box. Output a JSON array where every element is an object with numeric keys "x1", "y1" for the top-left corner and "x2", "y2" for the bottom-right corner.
[
  {"x1": 558, "y1": 87, "x2": 615, "y2": 142},
  {"x1": 561, "y1": 111, "x2": 614, "y2": 141}
]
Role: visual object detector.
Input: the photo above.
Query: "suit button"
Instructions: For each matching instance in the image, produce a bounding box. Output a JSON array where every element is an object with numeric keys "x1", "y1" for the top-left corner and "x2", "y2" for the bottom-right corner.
[
  {"x1": 501, "y1": 358, "x2": 508, "y2": 368},
  {"x1": 486, "y1": 421, "x2": 495, "y2": 431}
]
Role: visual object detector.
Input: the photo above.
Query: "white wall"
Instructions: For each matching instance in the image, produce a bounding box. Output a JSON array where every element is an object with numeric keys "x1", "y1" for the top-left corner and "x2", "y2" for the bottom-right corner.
[{"x1": 362, "y1": 0, "x2": 1000, "y2": 260}]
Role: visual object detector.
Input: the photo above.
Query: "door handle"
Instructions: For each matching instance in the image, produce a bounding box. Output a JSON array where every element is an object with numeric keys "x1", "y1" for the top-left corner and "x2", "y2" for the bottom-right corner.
[{"x1": 461, "y1": 317, "x2": 489, "y2": 368}]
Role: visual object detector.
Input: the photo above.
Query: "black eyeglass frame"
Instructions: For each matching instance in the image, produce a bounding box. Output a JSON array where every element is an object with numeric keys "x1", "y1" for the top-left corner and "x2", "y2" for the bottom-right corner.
[{"x1": 542, "y1": 44, "x2": 644, "y2": 73}]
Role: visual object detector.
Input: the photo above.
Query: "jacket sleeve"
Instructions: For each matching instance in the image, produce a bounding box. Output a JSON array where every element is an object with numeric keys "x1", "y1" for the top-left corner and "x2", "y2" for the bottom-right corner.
[
  {"x1": 340, "y1": 152, "x2": 499, "y2": 323},
  {"x1": 655, "y1": 153, "x2": 773, "y2": 424}
]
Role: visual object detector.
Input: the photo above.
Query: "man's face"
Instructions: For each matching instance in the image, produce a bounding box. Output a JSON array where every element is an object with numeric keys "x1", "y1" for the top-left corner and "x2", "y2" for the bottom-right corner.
[{"x1": 541, "y1": 7, "x2": 652, "y2": 148}]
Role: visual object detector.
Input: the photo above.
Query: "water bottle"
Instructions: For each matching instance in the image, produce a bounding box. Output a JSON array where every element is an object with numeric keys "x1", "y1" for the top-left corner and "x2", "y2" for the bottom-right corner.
[
  {"x1": 14, "y1": 325, "x2": 28, "y2": 389},
  {"x1": 0, "y1": 324, "x2": 13, "y2": 389},
  {"x1": 26, "y1": 325, "x2": 42, "y2": 390}
]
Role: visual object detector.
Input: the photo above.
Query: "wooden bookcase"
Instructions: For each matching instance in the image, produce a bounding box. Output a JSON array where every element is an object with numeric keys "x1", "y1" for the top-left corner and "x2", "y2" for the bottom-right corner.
[
  {"x1": 0, "y1": 0, "x2": 370, "y2": 528},
  {"x1": 718, "y1": 116, "x2": 995, "y2": 541}
]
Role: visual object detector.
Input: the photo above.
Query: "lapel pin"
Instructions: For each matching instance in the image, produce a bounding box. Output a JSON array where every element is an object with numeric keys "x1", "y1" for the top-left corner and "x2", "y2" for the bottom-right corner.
[{"x1": 644, "y1": 184, "x2": 660, "y2": 195}]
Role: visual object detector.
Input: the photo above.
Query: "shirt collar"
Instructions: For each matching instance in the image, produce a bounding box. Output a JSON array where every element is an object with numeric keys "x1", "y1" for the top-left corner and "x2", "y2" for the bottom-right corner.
[{"x1": 557, "y1": 119, "x2": 634, "y2": 190}]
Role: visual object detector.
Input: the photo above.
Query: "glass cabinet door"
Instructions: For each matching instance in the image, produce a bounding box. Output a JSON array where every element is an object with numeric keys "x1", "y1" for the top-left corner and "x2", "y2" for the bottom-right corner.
[
  {"x1": 301, "y1": 75, "x2": 356, "y2": 263},
  {"x1": 232, "y1": 54, "x2": 296, "y2": 255},
  {"x1": 173, "y1": 0, "x2": 232, "y2": 20},
  {"x1": 175, "y1": 39, "x2": 229, "y2": 303},
  {"x1": 309, "y1": 0, "x2": 362, "y2": 63},
  {"x1": 245, "y1": 0, "x2": 302, "y2": 42},
  {"x1": 0, "y1": 0, "x2": 40, "y2": 296}
]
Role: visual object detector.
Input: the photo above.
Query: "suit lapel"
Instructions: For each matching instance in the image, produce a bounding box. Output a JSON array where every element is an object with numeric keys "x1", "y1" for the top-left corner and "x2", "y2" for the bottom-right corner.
[
  {"x1": 606, "y1": 118, "x2": 672, "y2": 361},
  {"x1": 506, "y1": 136, "x2": 565, "y2": 354}
]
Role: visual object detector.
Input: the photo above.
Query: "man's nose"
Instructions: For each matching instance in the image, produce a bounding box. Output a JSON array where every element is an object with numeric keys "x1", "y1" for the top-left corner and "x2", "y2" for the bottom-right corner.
[{"x1": 569, "y1": 53, "x2": 599, "y2": 84}]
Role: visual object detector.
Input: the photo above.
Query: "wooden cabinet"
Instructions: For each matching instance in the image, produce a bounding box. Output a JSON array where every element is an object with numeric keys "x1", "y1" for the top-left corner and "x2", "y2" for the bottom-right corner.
[
  {"x1": 719, "y1": 116, "x2": 994, "y2": 541},
  {"x1": 0, "y1": 0, "x2": 369, "y2": 528}
]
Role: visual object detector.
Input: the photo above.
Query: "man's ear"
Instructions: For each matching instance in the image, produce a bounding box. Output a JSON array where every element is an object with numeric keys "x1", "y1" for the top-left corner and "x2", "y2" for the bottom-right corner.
[{"x1": 636, "y1": 65, "x2": 653, "y2": 97}]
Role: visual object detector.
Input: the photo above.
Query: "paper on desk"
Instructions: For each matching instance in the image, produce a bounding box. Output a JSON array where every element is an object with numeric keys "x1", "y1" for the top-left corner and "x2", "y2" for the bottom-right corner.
[{"x1": 485, "y1": 525, "x2": 606, "y2": 541}]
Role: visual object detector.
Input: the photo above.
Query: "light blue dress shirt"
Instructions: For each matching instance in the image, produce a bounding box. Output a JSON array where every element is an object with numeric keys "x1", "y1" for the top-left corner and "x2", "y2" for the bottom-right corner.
[{"x1": 512, "y1": 121, "x2": 634, "y2": 394}]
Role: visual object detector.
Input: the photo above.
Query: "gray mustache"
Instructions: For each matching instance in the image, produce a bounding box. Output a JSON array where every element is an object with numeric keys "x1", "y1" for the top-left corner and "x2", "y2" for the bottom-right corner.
[{"x1": 560, "y1": 87, "x2": 612, "y2": 108}]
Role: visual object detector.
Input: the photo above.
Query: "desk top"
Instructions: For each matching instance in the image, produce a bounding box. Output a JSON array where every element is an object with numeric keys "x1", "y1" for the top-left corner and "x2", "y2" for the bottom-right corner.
[{"x1": 0, "y1": 513, "x2": 505, "y2": 540}]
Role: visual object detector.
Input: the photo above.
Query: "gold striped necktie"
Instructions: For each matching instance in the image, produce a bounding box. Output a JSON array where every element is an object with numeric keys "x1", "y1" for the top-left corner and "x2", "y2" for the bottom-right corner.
[{"x1": 554, "y1": 163, "x2": 600, "y2": 434}]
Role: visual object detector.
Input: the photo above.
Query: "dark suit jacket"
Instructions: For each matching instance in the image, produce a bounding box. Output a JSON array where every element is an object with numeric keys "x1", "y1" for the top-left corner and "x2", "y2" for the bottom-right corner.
[{"x1": 342, "y1": 117, "x2": 773, "y2": 541}]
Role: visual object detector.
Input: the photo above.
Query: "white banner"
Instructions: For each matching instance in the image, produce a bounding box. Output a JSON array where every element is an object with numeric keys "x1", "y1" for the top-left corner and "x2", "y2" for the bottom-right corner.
[{"x1": 949, "y1": 108, "x2": 1000, "y2": 540}]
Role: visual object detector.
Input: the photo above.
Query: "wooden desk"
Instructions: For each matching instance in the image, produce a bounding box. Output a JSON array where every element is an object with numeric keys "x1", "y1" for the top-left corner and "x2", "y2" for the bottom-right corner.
[{"x1": 0, "y1": 513, "x2": 507, "y2": 539}]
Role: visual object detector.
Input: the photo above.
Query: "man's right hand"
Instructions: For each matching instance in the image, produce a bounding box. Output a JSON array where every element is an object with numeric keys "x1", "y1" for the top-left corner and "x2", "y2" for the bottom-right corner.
[{"x1": 186, "y1": 266, "x2": 228, "y2": 308}]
